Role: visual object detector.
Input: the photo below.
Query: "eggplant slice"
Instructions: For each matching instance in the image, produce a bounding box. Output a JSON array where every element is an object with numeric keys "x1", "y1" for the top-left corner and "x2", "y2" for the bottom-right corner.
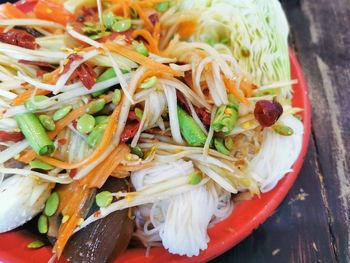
[{"x1": 48, "y1": 178, "x2": 134, "y2": 263}]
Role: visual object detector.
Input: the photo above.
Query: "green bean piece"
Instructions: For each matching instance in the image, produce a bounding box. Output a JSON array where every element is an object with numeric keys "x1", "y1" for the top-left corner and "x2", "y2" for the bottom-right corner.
[
  {"x1": 135, "y1": 42, "x2": 149, "y2": 56},
  {"x1": 134, "y1": 107, "x2": 143, "y2": 120},
  {"x1": 25, "y1": 96, "x2": 49, "y2": 112},
  {"x1": 214, "y1": 137, "x2": 231, "y2": 156},
  {"x1": 86, "y1": 123, "x2": 107, "y2": 148},
  {"x1": 273, "y1": 123, "x2": 294, "y2": 136},
  {"x1": 44, "y1": 191, "x2": 59, "y2": 217},
  {"x1": 92, "y1": 68, "x2": 116, "y2": 97},
  {"x1": 89, "y1": 31, "x2": 111, "y2": 40},
  {"x1": 294, "y1": 114, "x2": 303, "y2": 121},
  {"x1": 83, "y1": 21, "x2": 101, "y2": 34},
  {"x1": 188, "y1": 171, "x2": 202, "y2": 185},
  {"x1": 86, "y1": 127, "x2": 104, "y2": 149},
  {"x1": 227, "y1": 93, "x2": 240, "y2": 110},
  {"x1": 27, "y1": 240, "x2": 45, "y2": 249},
  {"x1": 112, "y1": 19, "x2": 131, "y2": 32},
  {"x1": 155, "y1": 2, "x2": 169, "y2": 12},
  {"x1": 53, "y1": 105, "x2": 73, "y2": 121},
  {"x1": 112, "y1": 89, "x2": 122, "y2": 105},
  {"x1": 212, "y1": 105, "x2": 238, "y2": 134},
  {"x1": 98, "y1": 68, "x2": 117, "y2": 82},
  {"x1": 37, "y1": 214, "x2": 48, "y2": 234},
  {"x1": 77, "y1": 114, "x2": 95, "y2": 134},
  {"x1": 86, "y1": 99, "x2": 106, "y2": 114},
  {"x1": 94, "y1": 115, "x2": 110, "y2": 125},
  {"x1": 141, "y1": 76, "x2": 158, "y2": 89},
  {"x1": 15, "y1": 113, "x2": 55, "y2": 156},
  {"x1": 177, "y1": 106, "x2": 207, "y2": 146},
  {"x1": 224, "y1": 136, "x2": 234, "y2": 151},
  {"x1": 29, "y1": 159, "x2": 54, "y2": 170},
  {"x1": 96, "y1": 191, "x2": 113, "y2": 208},
  {"x1": 131, "y1": 146, "x2": 144, "y2": 158},
  {"x1": 253, "y1": 88, "x2": 277, "y2": 97},
  {"x1": 206, "y1": 37, "x2": 216, "y2": 46},
  {"x1": 220, "y1": 38, "x2": 230, "y2": 45},
  {"x1": 38, "y1": 115, "x2": 55, "y2": 131},
  {"x1": 103, "y1": 11, "x2": 116, "y2": 29}
]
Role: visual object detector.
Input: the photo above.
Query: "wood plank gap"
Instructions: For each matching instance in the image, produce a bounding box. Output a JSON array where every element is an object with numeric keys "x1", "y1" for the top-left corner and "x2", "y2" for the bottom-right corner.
[{"x1": 311, "y1": 127, "x2": 339, "y2": 263}]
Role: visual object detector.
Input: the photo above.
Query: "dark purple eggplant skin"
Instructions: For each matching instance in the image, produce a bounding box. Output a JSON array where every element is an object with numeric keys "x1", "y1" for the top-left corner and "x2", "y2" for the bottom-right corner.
[{"x1": 62, "y1": 178, "x2": 134, "y2": 263}]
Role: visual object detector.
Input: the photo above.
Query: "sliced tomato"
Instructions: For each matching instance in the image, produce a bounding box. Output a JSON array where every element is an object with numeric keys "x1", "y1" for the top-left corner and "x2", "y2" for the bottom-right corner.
[
  {"x1": 34, "y1": 0, "x2": 73, "y2": 25},
  {"x1": 0, "y1": 3, "x2": 26, "y2": 19},
  {"x1": 0, "y1": 131, "x2": 24, "y2": 142}
]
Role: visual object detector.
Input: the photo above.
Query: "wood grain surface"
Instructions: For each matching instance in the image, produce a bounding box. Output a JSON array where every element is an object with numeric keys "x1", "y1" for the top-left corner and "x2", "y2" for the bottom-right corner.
[{"x1": 212, "y1": 0, "x2": 350, "y2": 262}]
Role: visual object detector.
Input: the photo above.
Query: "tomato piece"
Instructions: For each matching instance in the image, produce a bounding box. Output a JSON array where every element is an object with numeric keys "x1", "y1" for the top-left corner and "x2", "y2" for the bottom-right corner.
[
  {"x1": 0, "y1": 3, "x2": 26, "y2": 19},
  {"x1": 34, "y1": 0, "x2": 73, "y2": 25},
  {"x1": 0, "y1": 131, "x2": 24, "y2": 142},
  {"x1": 254, "y1": 100, "x2": 283, "y2": 127}
]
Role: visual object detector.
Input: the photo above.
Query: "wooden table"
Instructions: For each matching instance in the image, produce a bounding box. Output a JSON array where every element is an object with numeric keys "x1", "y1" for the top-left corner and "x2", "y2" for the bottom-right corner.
[{"x1": 213, "y1": 0, "x2": 350, "y2": 262}]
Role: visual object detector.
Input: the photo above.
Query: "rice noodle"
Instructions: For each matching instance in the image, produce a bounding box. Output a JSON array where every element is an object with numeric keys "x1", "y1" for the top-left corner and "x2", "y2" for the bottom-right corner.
[
  {"x1": 66, "y1": 26, "x2": 103, "y2": 48},
  {"x1": 0, "y1": 19, "x2": 65, "y2": 29},
  {"x1": 0, "y1": 167, "x2": 72, "y2": 184},
  {"x1": 0, "y1": 140, "x2": 29, "y2": 163},
  {"x1": 248, "y1": 114, "x2": 304, "y2": 192}
]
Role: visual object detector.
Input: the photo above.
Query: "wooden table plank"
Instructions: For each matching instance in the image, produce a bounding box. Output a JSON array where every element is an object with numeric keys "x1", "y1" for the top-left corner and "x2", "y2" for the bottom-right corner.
[
  {"x1": 282, "y1": 0, "x2": 350, "y2": 262},
  {"x1": 213, "y1": 138, "x2": 336, "y2": 263},
  {"x1": 213, "y1": 0, "x2": 350, "y2": 262}
]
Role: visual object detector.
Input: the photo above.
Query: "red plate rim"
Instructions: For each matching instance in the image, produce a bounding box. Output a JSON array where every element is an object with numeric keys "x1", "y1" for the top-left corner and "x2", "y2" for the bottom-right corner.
[{"x1": 0, "y1": 2, "x2": 311, "y2": 262}]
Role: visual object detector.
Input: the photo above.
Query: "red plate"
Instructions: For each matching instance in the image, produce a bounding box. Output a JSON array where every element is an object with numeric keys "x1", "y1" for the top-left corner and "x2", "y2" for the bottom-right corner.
[{"x1": 0, "y1": 2, "x2": 311, "y2": 262}]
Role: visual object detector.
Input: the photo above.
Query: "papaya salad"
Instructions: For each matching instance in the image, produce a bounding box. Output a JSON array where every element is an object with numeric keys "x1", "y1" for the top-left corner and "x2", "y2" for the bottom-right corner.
[{"x1": 0, "y1": 0, "x2": 304, "y2": 261}]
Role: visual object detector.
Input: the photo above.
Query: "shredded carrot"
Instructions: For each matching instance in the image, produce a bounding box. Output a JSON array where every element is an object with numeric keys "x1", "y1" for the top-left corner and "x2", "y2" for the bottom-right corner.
[
  {"x1": 115, "y1": 162, "x2": 155, "y2": 172},
  {"x1": 239, "y1": 80, "x2": 257, "y2": 97},
  {"x1": 137, "y1": 0, "x2": 165, "y2": 8},
  {"x1": 131, "y1": 2, "x2": 154, "y2": 31},
  {"x1": 153, "y1": 21, "x2": 161, "y2": 45},
  {"x1": 110, "y1": 170, "x2": 130, "y2": 178},
  {"x1": 222, "y1": 75, "x2": 251, "y2": 106},
  {"x1": 82, "y1": 144, "x2": 130, "y2": 188},
  {"x1": 132, "y1": 29, "x2": 159, "y2": 54},
  {"x1": 18, "y1": 104, "x2": 90, "y2": 163},
  {"x1": 177, "y1": 18, "x2": 198, "y2": 38},
  {"x1": 36, "y1": 102, "x2": 122, "y2": 169},
  {"x1": 11, "y1": 68, "x2": 60, "y2": 106},
  {"x1": 105, "y1": 41, "x2": 182, "y2": 77},
  {"x1": 53, "y1": 183, "x2": 92, "y2": 258},
  {"x1": 107, "y1": 3, "x2": 123, "y2": 16},
  {"x1": 121, "y1": 0, "x2": 130, "y2": 18},
  {"x1": 11, "y1": 89, "x2": 50, "y2": 106}
]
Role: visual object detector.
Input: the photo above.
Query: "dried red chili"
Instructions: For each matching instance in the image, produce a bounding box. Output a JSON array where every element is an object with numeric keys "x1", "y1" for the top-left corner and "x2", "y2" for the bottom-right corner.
[
  {"x1": 18, "y1": 59, "x2": 56, "y2": 69},
  {"x1": 195, "y1": 107, "x2": 211, "y2": 126},
  {"x1": 69, "y1": 168, "x2": 78, "y2": 178},
  {"x1": 176, "y1": 90, "x2": 211, "y2": 126},
  {"x1": 61, "y1": 53, "x2": 83, "y2": 74},
  {"x1": 0, "y1": 131, "x2": 24, "y2": 142},
  {"x1": 97, "y1": 30, "x2": 134, "y2": 43},
  {"x1": 76, "y1": 63, "x2": 97, "y2": 89},
  {"x1": 0, "y1": 30, "x2": 40, "y2": 50},
  {"x1": 254, "y1": 100, "x2": 283, "y2": 127},
  {"x1": 58, "y1": 138, "x2": 68, "y2": 145},
  {"x1": 120, "y1": 122, "x2": 140, "y2": 143}
]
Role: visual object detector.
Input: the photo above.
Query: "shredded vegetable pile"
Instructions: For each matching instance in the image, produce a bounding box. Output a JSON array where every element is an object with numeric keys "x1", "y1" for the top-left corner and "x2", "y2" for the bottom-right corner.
[{"x1": 0, "y1": 0, "x2": 304, "y2": 260}]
